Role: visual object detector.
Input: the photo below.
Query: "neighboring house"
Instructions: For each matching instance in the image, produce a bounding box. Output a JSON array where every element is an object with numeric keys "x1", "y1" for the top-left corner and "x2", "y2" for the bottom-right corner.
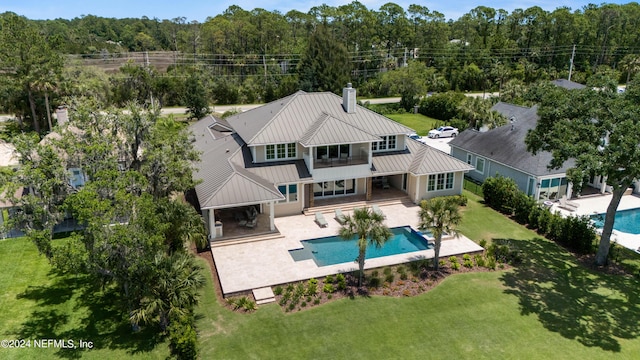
[
  {"x1": 190, "y1": 84, "x2": 474, "y2": 239},
  {"x1": 449, "y1": 102, "x2": 612, "y2": 201},
  {"x1": 550, "y1": 79, "x2": 587, "y2": 90}
]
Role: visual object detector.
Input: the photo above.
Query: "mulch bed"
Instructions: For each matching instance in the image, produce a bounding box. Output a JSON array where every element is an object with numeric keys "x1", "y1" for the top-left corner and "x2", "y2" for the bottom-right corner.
[{"x1": 199, "y1": 249, "x2": 505, "y2": 314}]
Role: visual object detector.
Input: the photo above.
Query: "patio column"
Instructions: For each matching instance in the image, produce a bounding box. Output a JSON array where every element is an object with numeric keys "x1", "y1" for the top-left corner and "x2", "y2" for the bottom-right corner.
[
  {"x1": 269, "y1": 201, "x2": 275, "y2": 231},
  {"x1": 415, "y1": 176, "x2": 421, "y2": 203},
  {"x1": 566, "y1": 182, "x2": 573, "y2": 199},
  {"x1": 601, "y1": 176, "x2": 607, "y2": 194},
  {"x1": 208, "y1": 209, "x2": 216, "y2": 239}
]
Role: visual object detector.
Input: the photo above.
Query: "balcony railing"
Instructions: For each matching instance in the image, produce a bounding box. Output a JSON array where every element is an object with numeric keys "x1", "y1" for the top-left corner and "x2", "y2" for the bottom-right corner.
[{"x1": 313, "y1": 155, "x2": 368, "y2": 169}]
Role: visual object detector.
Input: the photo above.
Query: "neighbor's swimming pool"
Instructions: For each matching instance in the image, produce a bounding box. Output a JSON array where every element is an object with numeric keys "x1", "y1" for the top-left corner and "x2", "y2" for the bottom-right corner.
[
  {"x1": 289, "y1": 226, "x2": 433, "y2": 267},
  {"x1": 591, "y1": 207, "x2": 640, "y2": 235}
]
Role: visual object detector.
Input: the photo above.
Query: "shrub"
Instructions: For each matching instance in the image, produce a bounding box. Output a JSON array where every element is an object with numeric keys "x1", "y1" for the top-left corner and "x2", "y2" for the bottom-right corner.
[
  {"x1": 400, "y1": 272, "x2": 408, "y2": 280},
  {"x1": 536, "y1": 208, "x2": 553, "y2": 235},
  {"x1": 486, "y1": 256, "x2": 497, "y2": 270},
  {"x1": 449, "y1": 256, "x2": 458, "y2": 264},
  {"x1": 462, "y1": 254, "x2": 471, "y2": 261},
  {"x1": 314, "y1": 298, "x2": 320, "y2": 305},
  {"x1": 301, "y1": 302, "x2": 307, "y2": 307},
  {"x1": 383, "y1": 267, "x2": 392, "y2": 276},
  {"x1": 306, "y1": 280, "x2": 318, "y2": 296},
  {"x1": 327, "y1": 294, "x2": 333, "y2": 299},
  {"x1": 385, "y1": 273, "x2": 395, "y2": 283},
  {"x1": 288, "y1": 303, "x2": 295, "y2": 311},
  {"x1": 168, "y1": 315, "x2": 198, "y2": 360},
  {"x1": 336, "y1": 274, "x2": 347, "y2": 290},
  {"x1": 451, "y1": 262, "x2": 461, "y2": 270},
  {"x1": 463, "y1": 259, "x2": 473, "y2": 268},
  {"x1": 273, "y1": 286, "x2": 283, "y2": 296},
  {"x1": 295, "y1": 282, "x2": 305, "y2": 296},
  {"x1": 371, "y1": 270, "x2": 379, "y2": 278},
  {"x1": 474, "y1": 254, "x2": 486, "y2": 267},
  {"x1": 482, "y1": 175, "x2": 520, "y2": 214},
  {"x1": 323, "y1": 283, "x2": 335, "y2": 293},
  {"x1": 325, "y1": 274, "x2": 335, "y2": 283},
  {"x1": 479, "y1": 239, "x2": 487, "y2": 248},
  {"x1": 286, "y1": 283, "x2": 294, "y2": 292},
  {"x1": 453, "y1": 194, "x2": 468, "y2": 206},
  {"x1": 243, "y1": 300, "x2": 257, "y2": 312},
  {"x1": 279, "y1": 297, "x2": 287, "y2": 306},
  {"x1": 306, "y1": 296, "x2": 312, "y2": 302},
  {"x1": 439, "y1": 259, "x2": 446, "y2": 267},
  {"x1": 368, "y1": 277, "x2": 381, "y2": 288},
  {"x1": 513, "y1": 192, "x2": 536, "y2": 224}
]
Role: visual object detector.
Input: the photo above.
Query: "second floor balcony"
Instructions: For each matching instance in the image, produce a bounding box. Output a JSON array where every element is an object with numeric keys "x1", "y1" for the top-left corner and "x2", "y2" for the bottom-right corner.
[{"x1": 313, "y1": 154, "x2": 369, "y2": 169}]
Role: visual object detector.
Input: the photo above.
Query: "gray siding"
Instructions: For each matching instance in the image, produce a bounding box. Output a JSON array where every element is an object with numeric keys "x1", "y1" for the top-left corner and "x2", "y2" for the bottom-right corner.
[{"x1": 451, "y1": 147, "x2": 532, "y2": 194}]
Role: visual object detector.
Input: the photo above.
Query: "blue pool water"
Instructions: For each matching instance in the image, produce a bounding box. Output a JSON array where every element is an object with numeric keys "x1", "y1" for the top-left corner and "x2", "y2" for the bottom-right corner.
[
  {"x1": 289, "y1": 226, "x2": 433, "y2": 267},
  {"x1": 591, "y1": 208, "x2": 640, "y2": 235}
]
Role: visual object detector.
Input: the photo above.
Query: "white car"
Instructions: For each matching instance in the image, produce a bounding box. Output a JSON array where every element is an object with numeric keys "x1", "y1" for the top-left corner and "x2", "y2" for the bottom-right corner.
[{"x1": 428, "y1": 126, "x2": 459, "y2": 138}]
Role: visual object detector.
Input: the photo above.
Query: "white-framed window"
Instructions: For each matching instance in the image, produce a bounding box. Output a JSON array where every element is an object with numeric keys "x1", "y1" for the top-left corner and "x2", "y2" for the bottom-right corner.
[
  {"x1": 372, "y1": 135, "x2": 397, "y2": 152},
  {"x1": 428, "y1": 173, "x2": 455, "y2": 191},
  {"x1": 266, "y1": 143, "x2": 296, "y2": 160},
  {"x1": 467, "y1": 153, "x2": 472, "y2": 164},
  {"x1": 277, "y1": 184, "x2": 298, "y2": 203},
  {"x1": 475, "y1": 157, "x2": 485, "y2": 174}
]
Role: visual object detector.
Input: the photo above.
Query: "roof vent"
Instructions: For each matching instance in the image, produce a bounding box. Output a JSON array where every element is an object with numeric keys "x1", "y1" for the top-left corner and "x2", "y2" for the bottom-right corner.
[{"x1": 342, "y1": 83, "x2": 356, "y2": 114}]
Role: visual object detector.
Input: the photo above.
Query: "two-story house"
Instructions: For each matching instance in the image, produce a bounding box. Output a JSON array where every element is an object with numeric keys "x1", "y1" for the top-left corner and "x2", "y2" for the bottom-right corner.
[{"x1": 190, "y1": 84, "x2": 474, "y2": 239}]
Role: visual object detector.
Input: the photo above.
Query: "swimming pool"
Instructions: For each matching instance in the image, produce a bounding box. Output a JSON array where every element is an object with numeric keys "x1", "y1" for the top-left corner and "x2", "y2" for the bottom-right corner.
[
  {"x1": 591, "y1": 207, "x2": 640, "y2": 235},
  {"x1": 289, "y1": 226, "x2": 433, "y2": 267}
]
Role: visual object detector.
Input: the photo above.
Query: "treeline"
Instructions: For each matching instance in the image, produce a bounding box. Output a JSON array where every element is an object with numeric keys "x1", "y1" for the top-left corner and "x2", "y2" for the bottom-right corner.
[
  {"x1": 25, "y1": 2, "x2": 640, "y2": 74},
  {"x1": 3, "y1": 2, "x2": 640, "y2": 134}
]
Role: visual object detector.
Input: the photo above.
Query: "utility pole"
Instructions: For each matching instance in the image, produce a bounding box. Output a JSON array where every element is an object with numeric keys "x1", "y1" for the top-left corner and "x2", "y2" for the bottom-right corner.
[
  {"x1": 568, "y1": 44, "x2": 576, "y2": 81},
  {"x1": 145, "y1": 51, "x2": 155, "y2": 110}
]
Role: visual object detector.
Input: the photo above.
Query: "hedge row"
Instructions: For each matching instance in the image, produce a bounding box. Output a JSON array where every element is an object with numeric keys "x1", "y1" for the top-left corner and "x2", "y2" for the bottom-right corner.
[{"x1": 482, "y1": 176, "x2": 597, "y2": 254}]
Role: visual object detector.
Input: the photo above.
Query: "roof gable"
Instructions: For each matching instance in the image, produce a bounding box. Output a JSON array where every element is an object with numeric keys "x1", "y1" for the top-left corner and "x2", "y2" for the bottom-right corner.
[
  {"x1": 299, "y1": 113, "x2": 381, "y2": 146},
  {"x1": 226, "y1": 91, "x2": 413, "y2": 146}
]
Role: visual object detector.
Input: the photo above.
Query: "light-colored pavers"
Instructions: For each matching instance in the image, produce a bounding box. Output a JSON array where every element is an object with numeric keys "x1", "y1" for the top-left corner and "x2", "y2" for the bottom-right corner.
[
  {"x1": 252, "y1": 287, "x2": 276, "y2": 304},
  {"x1": 549, "y1": 194, "x2": 640, "y2": 252},
  {"x1": 212, "y1": 202, "x2": 483, "y2": 296}
]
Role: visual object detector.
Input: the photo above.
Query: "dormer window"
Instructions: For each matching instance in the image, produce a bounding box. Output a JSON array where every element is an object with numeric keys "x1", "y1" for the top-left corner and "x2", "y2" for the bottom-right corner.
[
  {"x1": 372, "y1": 135, "x2": 397, "y2": 152},
  {"x1": 266, "y1": 143, "x2": 297, "y2": 160}
]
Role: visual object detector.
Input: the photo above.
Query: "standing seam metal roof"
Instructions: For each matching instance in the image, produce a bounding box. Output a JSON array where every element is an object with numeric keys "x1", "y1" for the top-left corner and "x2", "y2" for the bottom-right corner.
[{"x1": 227, "y1": 91, "x2": 414, "y2": 146}]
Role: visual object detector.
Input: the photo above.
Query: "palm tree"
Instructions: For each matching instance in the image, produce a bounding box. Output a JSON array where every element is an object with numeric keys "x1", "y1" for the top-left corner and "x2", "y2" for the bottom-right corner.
[
  {"x1": 418, "y1": 197, "x2": 462, "y2": 271},
  {"x1": 131, "y1": 252, "x2": 205, "y2": 331},
  {"x1": 338, "y1": 207, "x2": 392, "y2": 287},
  {"x1": 619, "y1": 54, "x2": 640, "y2": 86}
]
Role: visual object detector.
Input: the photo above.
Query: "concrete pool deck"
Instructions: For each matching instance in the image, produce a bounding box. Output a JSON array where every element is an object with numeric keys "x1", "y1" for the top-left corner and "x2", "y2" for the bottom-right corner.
[
  {"x1": 211, "y1": 201, "x2": 484, "y2": 296},
  {"x1": 550, "y1": 193, "x2": 640, "y2": 253}
]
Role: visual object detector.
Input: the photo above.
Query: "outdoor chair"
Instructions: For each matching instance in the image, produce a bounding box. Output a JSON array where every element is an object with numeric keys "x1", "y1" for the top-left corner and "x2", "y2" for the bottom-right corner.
[
  {"x1": 334, "y1": 209, "x2": 346, "y2": 225},
  {"x1": 381, "y1": 177, "x2": 390, "y2": 189},
  {"x1": 245, "y1": 217, "x2": 257, "y2": 228},
  {"x1": 315, "y1": 212, "x2": 328, "y2": 228},
  {"x1": 372, "y1": 205, "x2": 386, "y2": 219}
]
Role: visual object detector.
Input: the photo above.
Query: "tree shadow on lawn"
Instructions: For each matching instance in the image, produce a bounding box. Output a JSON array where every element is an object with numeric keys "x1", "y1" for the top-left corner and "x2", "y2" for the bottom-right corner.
[
  {"x1": 500, "y1": 237, "x2": 640, "y2": 352},
  {"x1": 17, "y1": 272, "x2": 163, "y2": 359}
]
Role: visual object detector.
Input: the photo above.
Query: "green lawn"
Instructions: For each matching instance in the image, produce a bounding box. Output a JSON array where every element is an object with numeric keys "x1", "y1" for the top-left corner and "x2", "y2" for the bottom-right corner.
[
  {"x1": 3, "y1": 192, "x2": 640, "y2": 359},
  {"x1": 385, "y1": 113, "x2": 441, "y2": 136}
]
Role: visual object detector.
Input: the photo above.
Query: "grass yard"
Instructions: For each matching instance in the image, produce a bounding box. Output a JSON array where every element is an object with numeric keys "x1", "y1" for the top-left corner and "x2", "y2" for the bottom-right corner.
[
  {"x1": 385, "y1": 113, "x2": 441, "y2": 136},
  {"x1": 3, "y1": 192, "x2": 640, "y2": 358},
  {"x1": 0, "y1": 238, "x2": 169, "y2": 359}
]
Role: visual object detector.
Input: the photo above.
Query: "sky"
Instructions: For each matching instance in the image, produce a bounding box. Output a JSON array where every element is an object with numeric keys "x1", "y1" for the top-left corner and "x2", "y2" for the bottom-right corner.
[{"x1": 1, "y1": 0, "x2": 632, "y2": 22}]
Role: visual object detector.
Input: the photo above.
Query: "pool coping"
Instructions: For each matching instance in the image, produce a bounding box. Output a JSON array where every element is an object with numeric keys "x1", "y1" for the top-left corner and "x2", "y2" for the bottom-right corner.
[{"x1": 211, "y1": 202, "x2": 484, "y2": 296}]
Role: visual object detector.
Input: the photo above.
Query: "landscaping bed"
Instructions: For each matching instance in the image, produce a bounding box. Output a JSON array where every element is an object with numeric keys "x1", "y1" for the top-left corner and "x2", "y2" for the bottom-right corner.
[{"x1": 222, "y1": 246, "x2": 517, "y2": 314}]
